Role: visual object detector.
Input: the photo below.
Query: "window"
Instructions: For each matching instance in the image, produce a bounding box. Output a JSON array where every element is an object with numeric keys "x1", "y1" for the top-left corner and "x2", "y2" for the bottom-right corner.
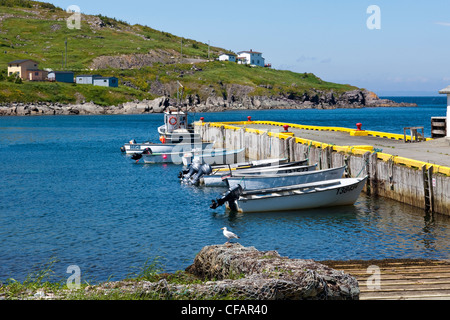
[
  {"x1": 104, "y1": 80, "x2": 107, "y2": 83},
  {"x1": 35, "y1": 72, "x2": 39, "y2": 76}
]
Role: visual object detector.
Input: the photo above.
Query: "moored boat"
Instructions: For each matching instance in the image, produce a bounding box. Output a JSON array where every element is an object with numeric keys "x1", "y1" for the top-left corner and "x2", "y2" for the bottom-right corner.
[
  {"x1": 210, "y1": 176, "x2": 368, "y2": 213},
  {"x1": 122, "y1": 141, "x2": 213, "y2": 155},
  {"x1": 182, "y1": 148, "x2": 246, "y2": 166},
  {"x1": 202, "y1": 162, "x2": 316, "y2": 187},
  {"x1": 224, "y1": 166, "x2": 346, "y2": 190}
]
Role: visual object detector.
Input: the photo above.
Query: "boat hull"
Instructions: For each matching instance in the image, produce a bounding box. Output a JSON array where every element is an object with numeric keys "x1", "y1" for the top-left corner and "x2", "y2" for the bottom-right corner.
[
  {"x1": 123, "y1": 142, "x2": 212, "y2": 154},
  {"x1": 141, "y1": 152, "x2": 187, "y2": 164},
  {"x1": 226, "y1": 166, "x2": 346, "y2": 190},
  {"x1": 230, "y1": 177, "x2": 367, "y2": 213},
  {"x1": 182, "y1": 148, "x2": 246, "y2": 166},
  {"x1": 203, "y1": 163, "x2": 317, "y2": 187}
]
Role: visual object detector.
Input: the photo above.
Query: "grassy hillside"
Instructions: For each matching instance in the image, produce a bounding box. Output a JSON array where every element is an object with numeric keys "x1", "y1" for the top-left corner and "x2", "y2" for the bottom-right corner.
[{"x1": 0, "y1": 0, "x2": 359, "y2": 106}]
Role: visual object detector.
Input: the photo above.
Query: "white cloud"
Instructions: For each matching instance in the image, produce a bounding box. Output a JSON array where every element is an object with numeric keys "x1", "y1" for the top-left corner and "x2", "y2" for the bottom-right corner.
[{"x1": 435, "y1": 21, "x2": 450, "y2": 27}]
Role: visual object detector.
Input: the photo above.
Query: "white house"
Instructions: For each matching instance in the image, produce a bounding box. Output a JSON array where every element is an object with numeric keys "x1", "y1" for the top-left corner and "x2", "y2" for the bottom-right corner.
[
  {"x1": 218, "y1": 54, "x2": 236, "y2": 62},
  {"x1": 237, "y1": 50, "x2": 265, "y2": 67}
]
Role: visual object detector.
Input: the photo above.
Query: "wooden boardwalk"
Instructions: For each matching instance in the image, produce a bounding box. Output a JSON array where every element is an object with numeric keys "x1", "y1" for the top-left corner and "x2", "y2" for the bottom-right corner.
[{"x1": 322, "y1": 259, "x2": 450, "y2": 300}]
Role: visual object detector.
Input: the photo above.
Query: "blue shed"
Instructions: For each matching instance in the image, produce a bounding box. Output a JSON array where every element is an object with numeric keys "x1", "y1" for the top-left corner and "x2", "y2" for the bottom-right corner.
[
  {"x1": 93, "y1": 77, "x2": 119, "y2": 88},
  {"x1": 48, "y1": 71, "x2": 74, "y2": 83}
]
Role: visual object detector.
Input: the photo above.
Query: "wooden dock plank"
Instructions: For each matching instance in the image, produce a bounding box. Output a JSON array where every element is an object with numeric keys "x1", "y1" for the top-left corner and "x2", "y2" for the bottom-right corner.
[{"x1": 322, "y1": 259, "x2": 450, "y2": 300}]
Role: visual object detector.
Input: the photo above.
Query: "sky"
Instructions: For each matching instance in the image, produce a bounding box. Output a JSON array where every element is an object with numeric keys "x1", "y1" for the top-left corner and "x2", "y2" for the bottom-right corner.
[{"x1": 48, "y1": 0, "x2": 450, "y2": 96}]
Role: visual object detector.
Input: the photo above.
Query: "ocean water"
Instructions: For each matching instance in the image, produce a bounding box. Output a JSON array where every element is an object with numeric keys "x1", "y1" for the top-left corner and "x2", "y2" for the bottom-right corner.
[{"x1": 1, "y1": 97, "x2": 449, "y2": 284}]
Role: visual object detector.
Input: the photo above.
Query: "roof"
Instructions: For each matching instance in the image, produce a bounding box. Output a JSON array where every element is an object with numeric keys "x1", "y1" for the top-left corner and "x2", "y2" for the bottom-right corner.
[
  {"x1": 93, "y1": 77, "x2": 118, "y2": 80},
  {"x1": 77, "y1": 74, "x2": 102, "y2": 77},
  {"x1": 220, "y1": 53, "x2": 236, "y2": 57},
  {"x1": 237, "y1": 50, "x2": 262, "y2": 55},
  {"x1": 8, "y1": 59, "x2": 38, "y2": 65},
  {"x1": 439, "y1": 86, "x2": 450, "y2": 94},
  {"x1": 49, "y1": 71, "x2": 74, "y2": 74}
]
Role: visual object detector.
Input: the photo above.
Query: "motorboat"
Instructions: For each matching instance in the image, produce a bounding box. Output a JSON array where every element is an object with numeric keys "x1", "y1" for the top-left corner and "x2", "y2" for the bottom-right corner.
[
  {"x1": 224, "y1": 166, "x2": 346, "y2": 190},
  {"x1": 210, "y1": 176, "x2": 368, "y2": 213},
  {"x1": 158, "y1": 109, "x2": 201, "y2": 143},
  {"x1": 182, "y1": 148, "x2": 246, "y2": 166},
  {"x1": 122, "y1": 140, "x2": 213, "y2": 155},
  {"x1": 202, "y1": 162, "x2": 317, "y2": 187}
]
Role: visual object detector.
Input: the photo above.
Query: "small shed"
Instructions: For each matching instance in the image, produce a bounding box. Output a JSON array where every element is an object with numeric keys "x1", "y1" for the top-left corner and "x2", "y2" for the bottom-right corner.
[
  {"x1": 48, "y1": 71, "x2": 74, "y2": 83},
  {"x1": 76, "y1": 74, "x2": 102, "y2": 85},
  {"x1": 93, "y1": 77, "x2": 119, "y2": 88}
]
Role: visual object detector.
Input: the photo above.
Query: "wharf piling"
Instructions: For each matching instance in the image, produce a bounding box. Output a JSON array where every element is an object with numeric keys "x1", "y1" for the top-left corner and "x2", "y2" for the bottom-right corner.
[{"x1": 195, "y1": 121, "x2": 450, "y2": 216}]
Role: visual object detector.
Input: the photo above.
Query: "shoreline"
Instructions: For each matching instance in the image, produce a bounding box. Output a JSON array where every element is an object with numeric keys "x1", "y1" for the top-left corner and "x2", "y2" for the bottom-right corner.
[{"x1": 0, "y1": 94, "x2": 418, "y2": 117}]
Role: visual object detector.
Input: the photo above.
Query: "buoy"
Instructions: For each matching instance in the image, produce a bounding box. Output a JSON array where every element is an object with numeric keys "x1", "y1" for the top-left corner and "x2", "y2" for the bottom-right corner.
[{"x1": 169, "y1": 116, "x2": 177, "y2": 126}]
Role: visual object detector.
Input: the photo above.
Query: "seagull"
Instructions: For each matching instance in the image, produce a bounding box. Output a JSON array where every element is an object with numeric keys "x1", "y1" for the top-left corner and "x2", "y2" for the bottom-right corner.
[{"x1": 221, "y1": 227, "x2": 240, "y2": 243}]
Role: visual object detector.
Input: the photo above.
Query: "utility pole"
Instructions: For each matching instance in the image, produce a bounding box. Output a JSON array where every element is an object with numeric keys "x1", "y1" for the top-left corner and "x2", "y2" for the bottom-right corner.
[
  {"x1": 65, "y1": 37, "x2": 68, "y2": 69},
  {"x1": 208, "y1": 40, "x2": 210, "y2": 60},
  {"x1": 180, "y1": 38, "x2": 183, "y2": 62}
]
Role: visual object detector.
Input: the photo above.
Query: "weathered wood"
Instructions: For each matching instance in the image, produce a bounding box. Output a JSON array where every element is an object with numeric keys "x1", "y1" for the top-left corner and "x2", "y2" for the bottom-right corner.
[{"x1": 323, "y1": 260, "x2": 450, "y2": 300}]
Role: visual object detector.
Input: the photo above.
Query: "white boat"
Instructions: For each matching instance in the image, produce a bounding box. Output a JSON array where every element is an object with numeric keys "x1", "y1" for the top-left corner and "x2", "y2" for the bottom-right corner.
[
  {"x1": 122, "y1": 141, "x2": 213, "y2": 155},
  {"x1": 122, "y1": 106, "x2": 201, "y2": 153},
  {"x1": 158, "y1": 109, "x2": 201, "y2": 143},
  {"x1": 210, "y1": 176, "x2": 368, "y2": 213},
  {"x1": 224, "y1": 166, "x2": 346, "y2": 190},
  {"x1": 179, "y1": 158, "x2": 294, "y2": 186},
  {"x1": 202, "y1": 162, "x2": 316, "y2": 187},
  {"x1": 134, "y1": 147, "x2": 225, "y2": 165},
  {"x1": 182, "y1": 148, "x2": 246, "y2": 166}
]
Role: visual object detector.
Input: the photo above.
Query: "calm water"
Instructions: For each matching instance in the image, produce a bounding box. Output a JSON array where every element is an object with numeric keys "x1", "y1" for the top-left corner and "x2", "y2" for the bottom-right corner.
[{"x1": 1, "y1": 97, "x2": 450, "y2": 284}]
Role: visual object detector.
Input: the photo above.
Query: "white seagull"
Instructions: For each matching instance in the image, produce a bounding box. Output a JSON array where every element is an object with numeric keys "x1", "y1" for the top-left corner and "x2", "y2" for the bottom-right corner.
[{"x1": 221, "y1": 227, "x2": 240, "y2": 243}]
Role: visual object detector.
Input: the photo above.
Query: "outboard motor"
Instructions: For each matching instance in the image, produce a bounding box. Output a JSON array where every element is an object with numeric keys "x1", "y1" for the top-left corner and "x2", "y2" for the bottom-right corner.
[
  {"x1": 180, "y1": 160, "x2": 202, "y2": 181},
  {"x1": 131, "y1": 148, "x2": 152, "y2": 162},
  {"x1": 210, "y1": 185, "x2": 243, "y2": 212},
  {"x1": 188, "y1": 163, "x2": 212, "y2": 186}
]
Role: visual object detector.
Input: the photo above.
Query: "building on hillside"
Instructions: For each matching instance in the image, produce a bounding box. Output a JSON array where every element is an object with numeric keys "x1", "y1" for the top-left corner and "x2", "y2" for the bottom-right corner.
[
  {"x1": 76, "y1": 74, "x2": 102, "y2": 85},
  {"x1": 219, "y1": 54, "x2": 236, "y2": 62},
  {"x1": 93, "y1": 77, "x2": 119, "y2": 88},
  {"x1": 237, "y1": 50, "x2": 265, "y2": 67},
  {"x1": 25, "y1": 69, "x2": 48, "y2": 81},
  {"x1": 7, "y1": 59, "x2": 40, "y2": 80},
  {"x1": 48, "y1": 71, "x2": 74, "y2": 83}
]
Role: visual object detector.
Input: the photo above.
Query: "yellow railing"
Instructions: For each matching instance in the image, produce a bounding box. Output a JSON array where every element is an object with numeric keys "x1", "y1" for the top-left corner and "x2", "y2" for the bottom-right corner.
[{"x1": 195, "y1": 120, "x2": 450, "y2": 176}]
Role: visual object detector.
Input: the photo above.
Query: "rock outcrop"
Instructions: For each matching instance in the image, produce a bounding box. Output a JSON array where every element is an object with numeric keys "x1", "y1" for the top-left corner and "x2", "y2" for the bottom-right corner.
[{"x1": 0, "y1": 87, "x2": 416, "y2": 117}]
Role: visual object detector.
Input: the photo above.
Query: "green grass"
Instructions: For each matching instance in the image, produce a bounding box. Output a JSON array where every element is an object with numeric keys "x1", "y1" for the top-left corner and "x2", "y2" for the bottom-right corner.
[
  {"x1": 0, "y1": 256, "x2": 238, "y2": 300},
  {"x1": 0, "y1": 78, "x2": 155, "y2": 106},
  {"x1": 0, "y1": 0, "x2": 361, "y2": 106}
]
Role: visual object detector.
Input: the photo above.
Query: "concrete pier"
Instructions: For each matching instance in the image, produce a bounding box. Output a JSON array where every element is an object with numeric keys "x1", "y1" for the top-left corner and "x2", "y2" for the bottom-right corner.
[{"x1": 195, "y1": 120, "x2": 450, "y2": 216}]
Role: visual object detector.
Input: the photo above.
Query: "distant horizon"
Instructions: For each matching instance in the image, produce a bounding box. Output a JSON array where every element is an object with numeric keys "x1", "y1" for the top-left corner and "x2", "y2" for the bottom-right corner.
[{"x1": 377, "y1": 91, "x2": 444, "y2": 97}]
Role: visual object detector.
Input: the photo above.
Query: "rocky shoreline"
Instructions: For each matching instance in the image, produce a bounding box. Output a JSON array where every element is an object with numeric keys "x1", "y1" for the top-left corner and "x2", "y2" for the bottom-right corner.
[
  {"x1": 0, "y1": 89, "x2": 416, "y2": 117},
  {"x1": 1, "y1": 244, "x2": 360, "y2": 300}
]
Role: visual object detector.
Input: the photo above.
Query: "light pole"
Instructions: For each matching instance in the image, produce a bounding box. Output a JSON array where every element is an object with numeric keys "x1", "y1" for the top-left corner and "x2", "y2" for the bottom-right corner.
[{"x1": 438, "y1": 86, "x2": 450, "y2": 139}]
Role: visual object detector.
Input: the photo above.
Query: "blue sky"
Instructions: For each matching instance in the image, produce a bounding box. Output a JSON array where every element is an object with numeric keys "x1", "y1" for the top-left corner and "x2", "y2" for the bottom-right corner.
[{"x1": 49, "y1": 0, "x2": 450, "y2": 96}]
